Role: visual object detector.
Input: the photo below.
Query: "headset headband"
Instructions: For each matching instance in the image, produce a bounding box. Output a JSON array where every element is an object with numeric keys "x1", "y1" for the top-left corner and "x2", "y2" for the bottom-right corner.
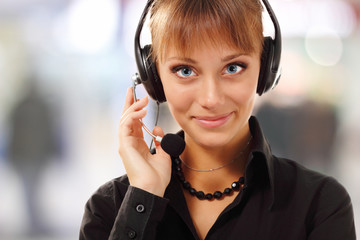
[
  {"x1": 261, "y1": 0, "x2": 281, "y2": 77},
  {"x1": 134, "y1": 0, "x2": 154, "y2": 81},
  {"x1": 134, "y1": 0, "x2": 282, "y2": 101}
]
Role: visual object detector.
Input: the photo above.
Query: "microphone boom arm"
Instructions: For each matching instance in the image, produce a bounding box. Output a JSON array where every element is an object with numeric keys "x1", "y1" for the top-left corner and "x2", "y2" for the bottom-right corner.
[{"x1": 132, "y1": 74, "x2": 163, "y2": 143}]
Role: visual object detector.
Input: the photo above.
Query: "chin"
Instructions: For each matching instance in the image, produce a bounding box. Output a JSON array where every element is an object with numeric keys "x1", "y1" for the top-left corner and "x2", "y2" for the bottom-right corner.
[
  {"x1": 187, "y1": 129, "x2": 239, "y2": 149},
  {"x1": 181, "y1": 113, "x2": 250, "y2": 149}
]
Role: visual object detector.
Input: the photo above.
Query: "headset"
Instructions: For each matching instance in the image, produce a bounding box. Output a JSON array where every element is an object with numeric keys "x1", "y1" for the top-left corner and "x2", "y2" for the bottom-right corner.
[{"x1": 133, "y1": 0, "x2": 282, "y2": 103}]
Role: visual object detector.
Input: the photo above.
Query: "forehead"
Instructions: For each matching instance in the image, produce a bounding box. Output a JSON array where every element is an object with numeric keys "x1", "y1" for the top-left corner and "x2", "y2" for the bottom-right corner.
[
  {"x1": 159, "y1": 34, "x2": 261, "y2": 63},
  {"x1": 150, "y1": 0, "x2": 264, "y2": 63}
]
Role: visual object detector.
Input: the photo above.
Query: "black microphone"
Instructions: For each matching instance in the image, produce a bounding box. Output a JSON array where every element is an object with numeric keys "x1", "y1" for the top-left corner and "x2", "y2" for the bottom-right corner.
[{"x1": 160, "y1": 134, "x2": 186, "y2": 157}]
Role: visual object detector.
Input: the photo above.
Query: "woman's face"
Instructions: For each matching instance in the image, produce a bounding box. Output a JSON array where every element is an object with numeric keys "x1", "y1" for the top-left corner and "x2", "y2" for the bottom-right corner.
[{"x1": 157, "y1": 42, "x2": 261, "y2": 149}]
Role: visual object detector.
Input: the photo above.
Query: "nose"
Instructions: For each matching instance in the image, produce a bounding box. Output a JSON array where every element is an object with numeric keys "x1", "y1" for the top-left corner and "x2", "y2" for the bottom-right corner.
[{"x1": 197, "y1": 74, "x2": 224, "y2": 109}]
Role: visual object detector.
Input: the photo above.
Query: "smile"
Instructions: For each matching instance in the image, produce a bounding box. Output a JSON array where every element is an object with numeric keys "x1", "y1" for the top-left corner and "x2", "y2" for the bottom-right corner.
[{"x1": 193, "y1": 112, "x2": 233, "y2": 128}]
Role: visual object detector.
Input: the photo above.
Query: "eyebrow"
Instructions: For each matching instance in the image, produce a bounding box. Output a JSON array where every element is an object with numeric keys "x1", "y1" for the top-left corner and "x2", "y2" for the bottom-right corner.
[
  {"x1": 166, "y1": 53, "x2": 245, "y2": 64},
  {"x1": 221, "y1": 53, "x2": 245, "y2": 62},
  {"x1": 166, "y1": 57, "x2": 197, "y2": 64}
]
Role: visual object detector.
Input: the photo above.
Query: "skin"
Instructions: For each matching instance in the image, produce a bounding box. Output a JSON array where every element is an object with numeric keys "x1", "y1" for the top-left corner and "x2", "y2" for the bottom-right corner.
[
  {"x1": 118, "y1": 91, "x2": 171, "y2": 197},
  {"x1": 118, "y1": 40, "x2": 261, "y2": 239},
  {"x1": 158, "y1": 41, "x2": 261, "y2": 171}
]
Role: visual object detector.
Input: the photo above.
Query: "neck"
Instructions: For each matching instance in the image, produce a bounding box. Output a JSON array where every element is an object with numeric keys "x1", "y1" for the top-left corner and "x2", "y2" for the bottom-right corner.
[
  {"x1": 180, "y1": 129, "x2": 252, "y2": 192},
  {"x1": 182, "y1": 129, "x2": 252, "y2": 172}
]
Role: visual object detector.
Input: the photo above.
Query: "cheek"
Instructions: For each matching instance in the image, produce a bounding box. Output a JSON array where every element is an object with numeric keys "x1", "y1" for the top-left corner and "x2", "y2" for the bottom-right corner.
[
  {"x1": 228, "y1": 73, "x2": 258, "y2": 105},
  {"x1": 241, "y1": 63, "x2": 260, "y2": 101},
  {"x1": 223, "y1": 76, "x2": 258, "y2": 118},
  {"x1": 229, "y1": 87, "x2": 256, "y2": 114},
  {"x1": 163, "y1": 89, "x2": 194, "y2": 131},
  {"x1": 158, "y1": 73, "x2": 191, "y2": 119},
  {"x1": 163, "y1": 84, "x2": 192, "y2": 115}
]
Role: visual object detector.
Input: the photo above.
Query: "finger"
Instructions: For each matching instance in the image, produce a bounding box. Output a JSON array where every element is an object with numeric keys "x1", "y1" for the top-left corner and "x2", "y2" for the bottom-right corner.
[
  {"x1": 119, "y1": 109, "x2": 147, "y2": 134},
  {"x1": 119, "y1": 112, "x2": 147, "y2": 149},
  {"x1": 122, "y1": 87, "x2": 135, "y2": 114},
  {"x1": 152, "y1": 126, "x2": 170, "y2": 157},
  {"x1": 121, "y1": 96, "x2": 149, "y2": 118},
  {"x1": 152, "y1": 126, "x2": 164, "y2": 147}
]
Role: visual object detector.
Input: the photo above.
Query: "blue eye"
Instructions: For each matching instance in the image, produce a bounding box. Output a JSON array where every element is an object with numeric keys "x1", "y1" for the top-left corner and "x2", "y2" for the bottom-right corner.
[
  {"x1": 225, "y1": 64, "x2": 245, "y2": 74},
  {"x1": 175, "y1": 67, "x2": 195, "y2": 77}
]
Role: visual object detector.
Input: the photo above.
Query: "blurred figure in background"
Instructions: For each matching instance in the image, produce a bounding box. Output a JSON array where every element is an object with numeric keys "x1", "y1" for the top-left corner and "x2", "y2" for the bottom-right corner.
[
  {"x1": 7, "y1": 77, "x2": 58, "y2": 236},
  {"x1": 255, "y1": 98, "x2": 338, "y2": 173}
]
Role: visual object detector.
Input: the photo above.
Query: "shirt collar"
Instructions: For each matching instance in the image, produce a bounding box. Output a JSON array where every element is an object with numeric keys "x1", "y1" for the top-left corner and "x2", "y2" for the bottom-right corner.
[{"x1": 247, "y1": 116, "x2": 276, "y2": 210}]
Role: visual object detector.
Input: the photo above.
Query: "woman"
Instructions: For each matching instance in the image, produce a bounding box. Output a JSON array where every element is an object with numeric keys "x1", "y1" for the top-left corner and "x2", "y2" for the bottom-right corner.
[{"x1": 80, "y1": 0, "x2": 355, "y2": 239}]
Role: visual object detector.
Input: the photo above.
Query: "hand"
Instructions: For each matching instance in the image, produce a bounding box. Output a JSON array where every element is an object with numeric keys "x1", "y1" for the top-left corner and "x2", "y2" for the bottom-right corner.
[{"x1": 118, "y1": 88, "x2": 172, "y2": 197}]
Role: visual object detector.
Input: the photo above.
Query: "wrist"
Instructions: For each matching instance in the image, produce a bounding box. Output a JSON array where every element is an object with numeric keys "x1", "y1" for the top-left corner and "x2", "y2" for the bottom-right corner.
[{"x1": 130, "y1": 181, "x2": 166, "y2": 197}]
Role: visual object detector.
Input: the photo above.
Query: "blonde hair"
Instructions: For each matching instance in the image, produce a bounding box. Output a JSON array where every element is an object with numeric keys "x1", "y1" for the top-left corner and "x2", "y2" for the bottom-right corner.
[{"x1": 149, "y1": 0, "x2": 264, "y2": 62}]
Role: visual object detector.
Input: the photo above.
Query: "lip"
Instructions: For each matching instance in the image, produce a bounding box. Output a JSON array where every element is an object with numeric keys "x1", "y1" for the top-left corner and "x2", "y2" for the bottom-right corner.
[{"x1": 193, "y1": 112, "x2": 233, "y2": 128}]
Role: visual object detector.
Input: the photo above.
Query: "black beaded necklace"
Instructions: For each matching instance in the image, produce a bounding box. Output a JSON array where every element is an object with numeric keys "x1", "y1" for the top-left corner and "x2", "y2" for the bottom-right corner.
[{"x1": 173, "y1": 157, "x2": 245, "y2": 200}]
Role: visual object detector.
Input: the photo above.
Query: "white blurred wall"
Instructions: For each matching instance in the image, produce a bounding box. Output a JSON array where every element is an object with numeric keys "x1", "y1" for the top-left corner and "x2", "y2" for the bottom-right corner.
[{"x1": 0, "y1": 0, "x2": 359, "y2": 239}]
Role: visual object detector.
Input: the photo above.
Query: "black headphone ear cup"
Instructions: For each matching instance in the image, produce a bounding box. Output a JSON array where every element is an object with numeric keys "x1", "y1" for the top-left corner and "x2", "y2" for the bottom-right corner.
[
  {"x1": 140, "y1": 45, "x2": 166, "y2": 102},
  {"x1": 257, "y1": 37, "x2": 275, "y2": 95}
]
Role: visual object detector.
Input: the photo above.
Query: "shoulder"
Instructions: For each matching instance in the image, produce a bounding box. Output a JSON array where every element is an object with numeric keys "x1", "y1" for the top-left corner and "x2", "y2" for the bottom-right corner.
[
  {"x1": 275, "y1": 157, "x2": 343, "y2": 187},
  {"x1": 273, "y1": 156, "x2": 346, "y2": 192},
  {"x1": 271, "y1": 157, "x2": 355, "y2": 238},
  {"x1": 272, "y1": 156, "x2": 352, "y2": 210}
]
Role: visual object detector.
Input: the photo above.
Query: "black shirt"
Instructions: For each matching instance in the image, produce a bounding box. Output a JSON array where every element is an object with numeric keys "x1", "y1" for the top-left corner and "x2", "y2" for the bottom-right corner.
[{"x1": 79, "y1": 117, "x2": 356, "y2": 240}]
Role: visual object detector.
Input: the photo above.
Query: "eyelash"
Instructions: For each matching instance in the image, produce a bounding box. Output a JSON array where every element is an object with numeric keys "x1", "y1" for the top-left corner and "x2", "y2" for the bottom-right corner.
[
  {"x1": 225, "y1": 62, "x2": 247, "y2": 74},
  {"x1": 170, "y1": 62, "x2": 248, "y2": 78},
  {"x1": 171, "y1": 65, "x2": 190, "y2": 73},
  {"x1": 171, "y1": 65, "x2": 196, "y2": 78}
]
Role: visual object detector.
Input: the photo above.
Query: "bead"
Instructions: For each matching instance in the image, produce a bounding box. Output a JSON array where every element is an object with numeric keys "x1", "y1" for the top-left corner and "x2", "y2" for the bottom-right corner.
[
  {"x1": 174, "y1": 158, "x2": 181, "y2": 165},
  {"x1": 239, "y1": 176, "x2": 245, "y2": 184},
  {"x1": 223, "y1": 188, "x2": 232, "y2": 195},
  {"x1": 196, "y1": 191, "x2": 205, "y2": 199},
  {"x1": 176, "y1": 170, "x2": 184, "y2": 178},
  {"x1": 178, "y1": 175, "x2": 185, "y2": 182},
  {"x1": 231, "y1": 181, "x2": 240, "y2": 190},
  {"x1": 205, "y1": 193, "x2": 213, "y2": 200},
  {"x1": 213, "y1": 191, "x2": 223, "y2": 199},
  {"x1": 189, "y1": 188, "x2": 196, "y2": 195},
  {"x1": 182, "y1": 181, "x2": 191, "y2": 189},
  {"x1": 174, "y1": 156, "x2": 245, "y2": 201}
]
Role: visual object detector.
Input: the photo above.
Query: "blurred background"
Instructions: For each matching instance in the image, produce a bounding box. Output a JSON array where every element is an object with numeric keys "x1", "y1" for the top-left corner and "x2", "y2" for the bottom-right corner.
[{"x1": 0, "y1": 0, "x2": 359, "y2": 239}]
